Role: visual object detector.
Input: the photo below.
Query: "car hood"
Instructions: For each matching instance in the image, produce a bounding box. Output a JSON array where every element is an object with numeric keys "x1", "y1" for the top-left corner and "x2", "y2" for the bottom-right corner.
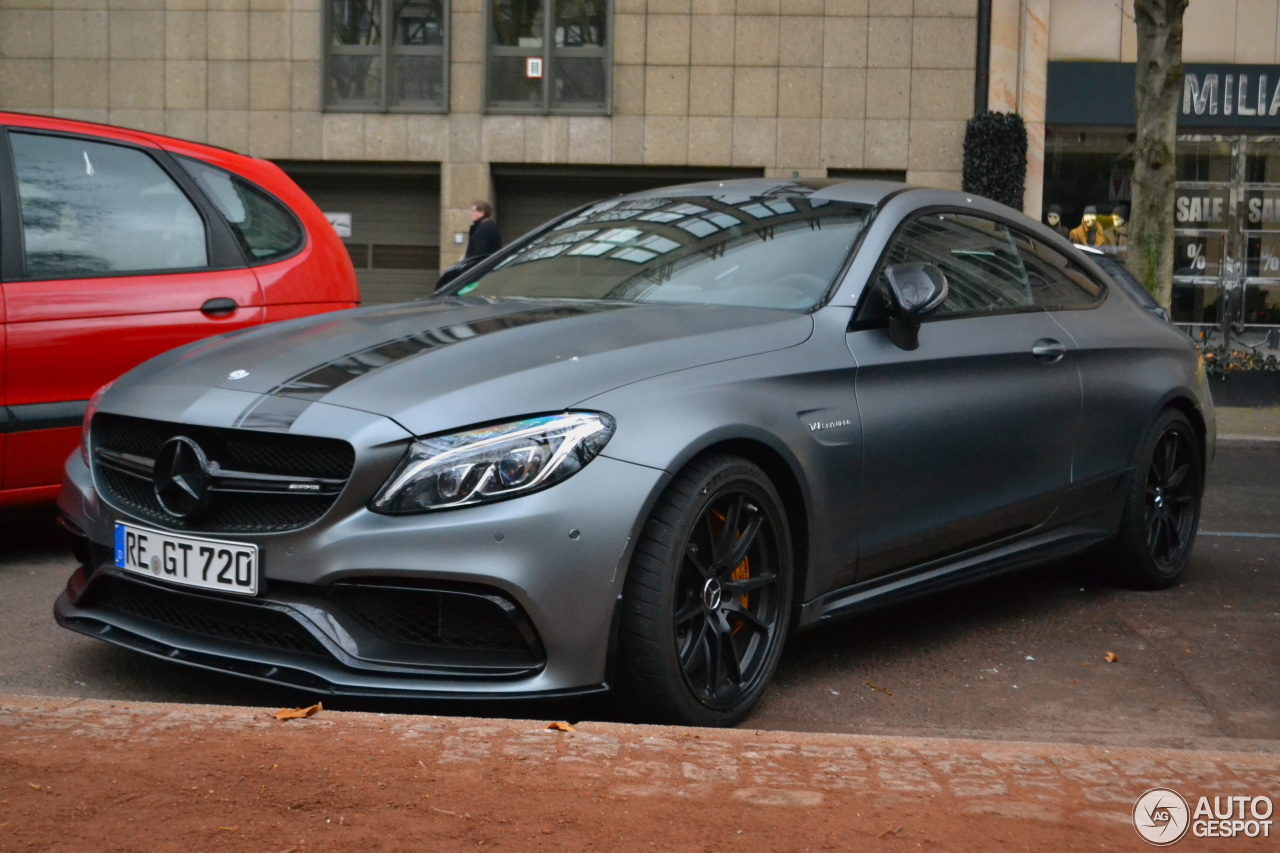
[{"x1": 117, "y1": 298, "x2": 814, "y2": 437}]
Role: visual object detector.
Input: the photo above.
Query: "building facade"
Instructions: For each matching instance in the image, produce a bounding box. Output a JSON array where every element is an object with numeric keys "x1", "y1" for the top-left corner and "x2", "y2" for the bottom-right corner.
[
  {"x1": 2, "y1": 0, "x2": 1280, "y2": 332},
  {"x1": 0, "y1": 0, "x2": 977, "y2": 302}
]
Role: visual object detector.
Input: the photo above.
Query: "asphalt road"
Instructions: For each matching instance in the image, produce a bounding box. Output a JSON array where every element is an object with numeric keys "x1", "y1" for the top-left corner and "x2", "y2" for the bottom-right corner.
[{"x1": 2, "y1": 443, "x2": 1276, "y2": 752}]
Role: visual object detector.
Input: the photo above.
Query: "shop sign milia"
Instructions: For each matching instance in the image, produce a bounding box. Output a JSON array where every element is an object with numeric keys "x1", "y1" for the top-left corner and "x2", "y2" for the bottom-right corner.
[{"x1": 1048, "y1": 62, "x2": 1280, "y2": 129}]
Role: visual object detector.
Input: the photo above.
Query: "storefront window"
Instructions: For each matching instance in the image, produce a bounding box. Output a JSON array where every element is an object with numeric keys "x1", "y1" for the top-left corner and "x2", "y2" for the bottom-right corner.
[{"x1": 1044, "y1": 129, "x2": 1280, "y2": 340}]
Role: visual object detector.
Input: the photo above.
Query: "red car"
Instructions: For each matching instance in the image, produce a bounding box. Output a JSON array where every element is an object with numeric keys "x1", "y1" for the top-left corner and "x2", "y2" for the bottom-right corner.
[{"x1": 0, "y1": 113, "x2": 359, "y2": 509}]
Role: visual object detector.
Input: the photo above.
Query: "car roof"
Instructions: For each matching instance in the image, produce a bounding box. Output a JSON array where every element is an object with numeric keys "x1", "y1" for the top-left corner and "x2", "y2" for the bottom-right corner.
[
  {"x1": 621, "y1": 177, "x2": 915, "y2": 207},
  {"x1": 0, "y1": 109, "x2": 246, "y2": 162}
]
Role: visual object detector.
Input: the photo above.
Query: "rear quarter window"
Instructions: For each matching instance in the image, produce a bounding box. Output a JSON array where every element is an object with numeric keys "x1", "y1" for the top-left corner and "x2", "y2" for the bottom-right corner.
[{"x1": 178, "y1": 156, "x2": 304, "y2": 264}]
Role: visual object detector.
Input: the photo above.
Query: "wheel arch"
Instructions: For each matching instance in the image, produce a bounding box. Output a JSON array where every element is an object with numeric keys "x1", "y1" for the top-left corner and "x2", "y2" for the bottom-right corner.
[
  {"x1": 1160, "y1": 394, "x2": 1210, "y2": 476},
  {"x1": 680, "y1": 437, "x2": 812, "y2": 618},
  {"x1": 601, "y1": 431, "x2": 815, "y2": 698}
]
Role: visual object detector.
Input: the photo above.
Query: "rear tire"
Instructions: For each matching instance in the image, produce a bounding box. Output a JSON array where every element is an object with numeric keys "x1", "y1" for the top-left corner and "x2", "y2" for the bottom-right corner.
[
  {"x1": 616, "y1": 455, "x2": 793, "y2": 727},
  {"x1": 1102, "y1": 409, "x2": 1203, "y2": 590}
]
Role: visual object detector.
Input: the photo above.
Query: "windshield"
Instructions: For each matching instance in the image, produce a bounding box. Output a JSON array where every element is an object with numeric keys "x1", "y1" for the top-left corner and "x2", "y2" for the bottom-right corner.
[{"x1": 449, "y1": 193, "x2": 871, "y2": 311}]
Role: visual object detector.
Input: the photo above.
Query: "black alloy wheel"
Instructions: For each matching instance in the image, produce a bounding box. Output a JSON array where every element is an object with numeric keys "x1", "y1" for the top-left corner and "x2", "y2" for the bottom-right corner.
[
  {"x1": 1144, "y1": 421, "x2": 1199, "y2": 571},
  {"x1": 674, "y1": 486, "x2": 785, "y2": 706},
  {"x1": 1104, "y1": 409, "x2": 1203, "y2": 589},
  {"x1": 617, "y1": 454, "x2": 793, "y2": 726}
]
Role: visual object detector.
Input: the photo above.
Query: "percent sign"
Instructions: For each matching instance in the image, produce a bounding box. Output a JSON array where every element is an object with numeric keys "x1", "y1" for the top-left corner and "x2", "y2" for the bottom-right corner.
[
  {"x1": 1261, "y1": 244, "x2": 1280, "y2": 272},
  {"x1": 1185, "y1": 241, "x2": 1208, "y2": 270}
]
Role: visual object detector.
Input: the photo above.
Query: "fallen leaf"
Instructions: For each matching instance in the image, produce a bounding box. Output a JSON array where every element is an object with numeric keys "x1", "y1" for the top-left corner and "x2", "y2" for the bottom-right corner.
[
  {"x1": 27, "y1": 783, "x2": 41, "y2": 792},
  {"x1": 545, "y1": 721, "x2": 576, "y2": 732},
  {"x1": 1104, "y1": 652, "x2": 1119, "y2": 663},
  {"x1": 878, "y1": 826, "x2": 903, "y2": 839},
  {"x1": 270, "y1": 702, "x2": 322, "y2": 721},
  {"x1": 866, "y1": 681, "x2": 893, "y2": 696},
  {"x1": 219, "y1": 826, "x2": 238, "y2": 832}
]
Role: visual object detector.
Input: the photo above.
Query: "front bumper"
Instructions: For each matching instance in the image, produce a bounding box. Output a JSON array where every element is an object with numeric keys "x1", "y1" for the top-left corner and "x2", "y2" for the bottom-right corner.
[{"x1": 57, "y1": 442, "x2": 669, "y2": 700}]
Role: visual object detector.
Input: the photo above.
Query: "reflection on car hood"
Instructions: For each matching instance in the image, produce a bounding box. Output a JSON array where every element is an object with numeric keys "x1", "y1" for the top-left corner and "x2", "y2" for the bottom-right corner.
[{"x1": 120, "y1": 297, "x2": 814, "y2": 437}]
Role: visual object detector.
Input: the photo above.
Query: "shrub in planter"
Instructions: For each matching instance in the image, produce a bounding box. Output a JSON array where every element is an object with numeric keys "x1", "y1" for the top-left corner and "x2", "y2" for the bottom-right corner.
[
  {"x1": 962, "y1": 112, "x2": 1028, "y2": 211},
  {"x1": 1198, "y1": 345, "x2": 1280, "y2": 407}
]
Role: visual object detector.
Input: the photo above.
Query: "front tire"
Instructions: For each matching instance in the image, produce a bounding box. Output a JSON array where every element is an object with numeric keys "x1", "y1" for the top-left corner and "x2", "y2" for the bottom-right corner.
[
  {"x1": 1103, "y1": 409, "x2": 1204, "y2": 589},
  {"x1": 617, "y1": 455, "x2": 793, "y2": 727}
]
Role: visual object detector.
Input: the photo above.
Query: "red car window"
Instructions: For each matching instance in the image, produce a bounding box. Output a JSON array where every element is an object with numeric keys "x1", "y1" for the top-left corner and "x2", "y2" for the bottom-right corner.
[
  {"x1": 11, "y1": 132, "x2": 208, "y2": 279},
  {"x1": 177, "y1": 156, "x2": 305, "y2": 265}
]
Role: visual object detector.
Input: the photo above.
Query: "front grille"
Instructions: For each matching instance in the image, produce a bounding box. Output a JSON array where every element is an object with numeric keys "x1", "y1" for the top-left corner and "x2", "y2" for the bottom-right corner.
[
  {"x1": 329, "y1": 583, "x2": 539, "y2": 655},
  {"x1": 92, "y1": 574, "x2": 328, "y2": 656},
  {"x1": 92, "y1": 413, "x2": 355, "y2": 533}
]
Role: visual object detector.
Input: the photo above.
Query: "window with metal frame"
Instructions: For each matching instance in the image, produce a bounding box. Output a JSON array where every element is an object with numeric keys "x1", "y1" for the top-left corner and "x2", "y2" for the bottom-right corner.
[
  {"x1": 487, "y1": 0, "x2": 610, "y2": 114},
  {"x1": 326, "y1": 0, "x2": 449, "y2": 112}
]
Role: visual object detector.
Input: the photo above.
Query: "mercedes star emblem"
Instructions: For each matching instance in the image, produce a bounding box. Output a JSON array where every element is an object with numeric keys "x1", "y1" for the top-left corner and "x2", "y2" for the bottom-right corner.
[
  {"x1": 228, "y1": 369, "x2": 250, "y2": 380},
  {"x1": 153, "y1": 436, "x2": 212, "y2": 518}
]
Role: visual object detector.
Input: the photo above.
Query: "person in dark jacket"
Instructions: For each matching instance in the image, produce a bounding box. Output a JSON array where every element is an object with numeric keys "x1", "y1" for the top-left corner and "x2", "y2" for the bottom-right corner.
[{"x1": 465, "y1": 200, "x2": 502, "y2": 259}]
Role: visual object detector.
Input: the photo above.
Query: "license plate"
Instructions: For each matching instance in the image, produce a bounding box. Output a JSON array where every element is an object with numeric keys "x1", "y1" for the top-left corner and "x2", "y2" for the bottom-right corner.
[{"x1": 114, "y1": 523, "x2": 259, "y2": 596}]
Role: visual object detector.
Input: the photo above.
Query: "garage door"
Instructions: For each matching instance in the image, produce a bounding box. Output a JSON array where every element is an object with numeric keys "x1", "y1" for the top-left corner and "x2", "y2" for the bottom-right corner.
[
  {"x1": 492, "y1": 166, "x2": 765, "y2": 249},
  {"x1": 280, "y1": 164, "x2": 441, "y2": 306}
]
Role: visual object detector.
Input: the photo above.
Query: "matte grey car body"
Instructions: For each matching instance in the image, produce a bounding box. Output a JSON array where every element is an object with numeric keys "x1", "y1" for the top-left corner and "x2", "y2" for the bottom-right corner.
[{"x1": 55, "y1": 179, "x2": 1216, "y2": 726}]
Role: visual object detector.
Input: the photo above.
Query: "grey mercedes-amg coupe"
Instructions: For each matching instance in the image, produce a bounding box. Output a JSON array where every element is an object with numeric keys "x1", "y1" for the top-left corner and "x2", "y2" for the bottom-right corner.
[{"x1": 55, "y1": 179, "x2": 1215, "y2": 726}]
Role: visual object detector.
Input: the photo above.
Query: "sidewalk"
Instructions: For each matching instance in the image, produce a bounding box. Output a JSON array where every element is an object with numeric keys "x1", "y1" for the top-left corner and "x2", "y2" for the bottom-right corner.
[
  {"x1": 1217, "y1": 405, "x2": 1280, "y2": 444},
  {"x1": 3, "y1": 695, "x2": 1277, "y2": 851}
]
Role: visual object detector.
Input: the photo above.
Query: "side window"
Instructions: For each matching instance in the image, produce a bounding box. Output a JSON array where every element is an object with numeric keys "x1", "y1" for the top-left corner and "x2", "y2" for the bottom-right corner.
[
  {"x1": 487, "y1": 0, "x2": 610, "y2": 113},
  {"x1": 1011, "y1": 231, "x2": 1103, "y2": 310},
  {"x1": 878, "y1": 212, "x2": 1032, "y2": 317},
  {"x1": 178, "y1": 157, "x2": 305, "y2": 264},
  {"x1": 11, "y1": 132, "x2": 208, "y2": 278}
]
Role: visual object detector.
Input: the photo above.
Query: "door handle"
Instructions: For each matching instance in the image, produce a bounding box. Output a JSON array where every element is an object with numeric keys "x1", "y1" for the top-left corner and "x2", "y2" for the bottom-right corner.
[
  {"x1": 201, "y1": 297, "x2": 238, "y2": 317},
  {"x1": 1032, "y1": 338, "x2": 1066, "y2": 363}
]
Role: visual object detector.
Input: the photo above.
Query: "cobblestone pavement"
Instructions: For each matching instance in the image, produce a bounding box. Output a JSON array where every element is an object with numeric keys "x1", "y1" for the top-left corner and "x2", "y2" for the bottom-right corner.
[{"x1": 3, "y1": 696, "x2": 1277, "y2": 851}]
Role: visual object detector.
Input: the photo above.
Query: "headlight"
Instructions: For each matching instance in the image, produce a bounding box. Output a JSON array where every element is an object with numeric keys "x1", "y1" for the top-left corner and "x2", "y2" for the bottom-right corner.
[
  {"x1": 80, "y1": 380, "x2": 115, "y2": 466},
  {"x1": 371, "y1": 412, "x2": 615, "y2": 514}
]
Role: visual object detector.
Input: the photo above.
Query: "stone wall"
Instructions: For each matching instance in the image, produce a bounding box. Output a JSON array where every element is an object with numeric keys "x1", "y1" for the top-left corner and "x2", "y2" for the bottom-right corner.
[{"x1": 0, "y1": 0, "x2": 978, "y2": 267}]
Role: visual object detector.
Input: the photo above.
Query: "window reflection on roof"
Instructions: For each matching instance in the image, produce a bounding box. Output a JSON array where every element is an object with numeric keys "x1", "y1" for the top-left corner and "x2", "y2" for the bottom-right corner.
[
  {"x1": 490, "y1": 192, "x2": 868, "y2": 281},
  {"x1": 679, "y1": 218, "x2": 718, "y2": 238},
  {"x1": 614, "y1": 248, "x2": 658, "y2": 264}
]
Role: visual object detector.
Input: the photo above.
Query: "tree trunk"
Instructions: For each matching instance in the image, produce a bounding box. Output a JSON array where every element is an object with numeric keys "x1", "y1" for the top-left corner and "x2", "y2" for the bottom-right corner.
[{"x1": 1129, "y1": 0, "x2": 1188, "y2": 309}]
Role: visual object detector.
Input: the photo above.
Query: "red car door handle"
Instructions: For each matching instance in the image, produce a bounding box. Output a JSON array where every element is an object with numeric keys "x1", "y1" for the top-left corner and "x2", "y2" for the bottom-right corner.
[
  {"x1": 201, "y1": 298, "x2": 238, "y2": 317},
  {"x1": 1032, "y1": 338, "x2": 1066, "y2": 363}
]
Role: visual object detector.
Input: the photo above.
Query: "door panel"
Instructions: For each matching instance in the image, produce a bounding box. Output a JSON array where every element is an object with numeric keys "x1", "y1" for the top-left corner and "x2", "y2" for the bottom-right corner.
[
  {"x1": 848, "y1": 313, "x2": 1082, "y2": 581},
  {"x1": 3, "y1": 274, "x2": 263, "y2": 490},
  {"x1": 0, "y1": 285, "x2": 7, "y2": 492},
  {"x1": 2, "y1": 128, "x2": 265, "y2": 494}
]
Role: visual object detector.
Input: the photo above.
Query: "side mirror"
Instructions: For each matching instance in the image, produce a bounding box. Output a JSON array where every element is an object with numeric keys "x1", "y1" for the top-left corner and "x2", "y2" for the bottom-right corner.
[{"x1": 879, "y1": 263, "x2": 948, "y2": 350}]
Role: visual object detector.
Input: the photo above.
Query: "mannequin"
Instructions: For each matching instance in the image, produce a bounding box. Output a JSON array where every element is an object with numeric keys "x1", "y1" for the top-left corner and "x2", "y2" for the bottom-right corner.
[
  {"x1": 1107, "y1": 205, "x2": 1129, "y2": 257},
  {"x1": 1044, "y1": 204, "x2": 1070, "y2": 238},
  {"x1": 1068, "y1": 206, "x2": 1111, "y2": 247}
]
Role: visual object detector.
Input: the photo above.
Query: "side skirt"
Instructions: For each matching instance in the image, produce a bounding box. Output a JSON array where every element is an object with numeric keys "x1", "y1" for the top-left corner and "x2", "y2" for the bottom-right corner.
[{"x1": 796, "y1": 523, "x2": 1114, "y2": 630}]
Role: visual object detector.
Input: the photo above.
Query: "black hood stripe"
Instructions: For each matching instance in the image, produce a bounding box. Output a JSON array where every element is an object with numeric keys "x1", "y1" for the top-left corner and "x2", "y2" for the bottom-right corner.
[{"x1": 232, "y1": 303, "x2": 621, "y2": 431}]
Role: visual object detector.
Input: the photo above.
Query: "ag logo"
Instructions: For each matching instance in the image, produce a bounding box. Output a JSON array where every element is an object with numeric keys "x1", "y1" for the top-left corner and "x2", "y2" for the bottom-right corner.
[{"x1": 1134, "y1": 787, "x2": 1191, "y2": 846}]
